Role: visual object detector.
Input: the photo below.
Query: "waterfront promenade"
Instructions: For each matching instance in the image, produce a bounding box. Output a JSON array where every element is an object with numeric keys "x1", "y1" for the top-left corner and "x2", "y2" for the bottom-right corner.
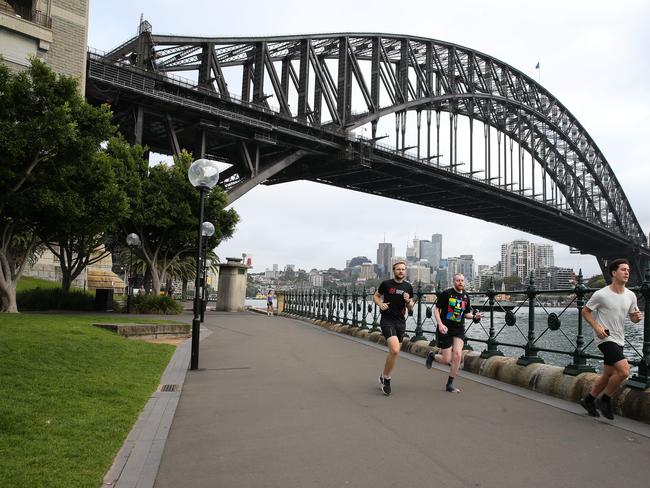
[{"x1": 112, "y1": 311, "x2": 650, "y2": 488}]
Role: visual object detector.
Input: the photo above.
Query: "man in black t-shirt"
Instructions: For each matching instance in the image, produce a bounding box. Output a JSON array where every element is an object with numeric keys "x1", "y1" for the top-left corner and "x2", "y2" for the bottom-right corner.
[
  {"x1": 425, "y1": 273, "x2": 481, "y2": 393},
  {"x1": 373, "y1": 261, "x2": 414, "y2": 396}
]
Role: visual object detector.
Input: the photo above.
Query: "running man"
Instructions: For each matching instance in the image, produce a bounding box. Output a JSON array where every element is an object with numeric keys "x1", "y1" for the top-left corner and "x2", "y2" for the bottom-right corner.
[
  {"x1": 579, "y1": 259, "x2": 643, "y2": 419},
  {"x1": 374, "y1": 261, "x2": 414, "y2": 396},
  {"x1": 425, "y1": 273, "x2": 481, "y2": 393}
]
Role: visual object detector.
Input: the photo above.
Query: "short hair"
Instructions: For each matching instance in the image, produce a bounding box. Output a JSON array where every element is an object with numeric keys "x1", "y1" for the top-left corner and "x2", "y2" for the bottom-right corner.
[
  {"x1": 608, "y1": 259, "x2": 630, "y2": 277},
  {"x1": 453, "y1": 273, "x2": 465, "y2": 280},
  {"x1": 392, "y1": 260, "x2": 406, "y2": 270}
]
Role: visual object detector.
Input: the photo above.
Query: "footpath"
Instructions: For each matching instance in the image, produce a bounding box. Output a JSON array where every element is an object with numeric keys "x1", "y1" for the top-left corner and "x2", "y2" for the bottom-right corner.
[{"x1": 106, "y1": 311, "x2": 650, "y2": 488}]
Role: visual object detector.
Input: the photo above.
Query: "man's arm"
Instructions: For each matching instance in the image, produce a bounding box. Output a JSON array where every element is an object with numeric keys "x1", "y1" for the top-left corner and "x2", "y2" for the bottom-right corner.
[
  {"x1": 433, "y1": 302, "x2": 447, "y2": 333},
  {"x1": 629, "y1": 297, "x2": 643, "y2": 323},
  {"x1": 582, "y1": 305, "x2": 608, "y2": 339},
  {"x1": 373, "y1": 290, "x2": 388, "y2": 310}
]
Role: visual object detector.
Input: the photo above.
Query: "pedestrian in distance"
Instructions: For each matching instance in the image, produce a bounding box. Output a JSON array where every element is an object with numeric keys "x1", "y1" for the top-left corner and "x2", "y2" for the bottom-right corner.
[
  {"x1": 374, "y1": 261, "x2": 414, "y2": 396},
  {"x1": 266, "y1": 289, "x2": 274, "y2": 316},
  {"x1": 579, "y1": 259, "x2": 643, "y2": 420},
  {"x1": 425, "y1": 273, "x2": 481, "y2": 393}
]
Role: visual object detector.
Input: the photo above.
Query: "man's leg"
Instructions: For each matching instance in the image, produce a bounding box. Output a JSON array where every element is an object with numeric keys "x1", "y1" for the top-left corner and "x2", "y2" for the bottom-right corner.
[
  {"x1": 383, "y1": 335, "x2": 401, "y2": 379},
  {"x1": 605, "y1": 359, "x2": 630, "y2": 396},
  {"x1": 445, "y1": 337, "x2": 464, "y2": 393}
]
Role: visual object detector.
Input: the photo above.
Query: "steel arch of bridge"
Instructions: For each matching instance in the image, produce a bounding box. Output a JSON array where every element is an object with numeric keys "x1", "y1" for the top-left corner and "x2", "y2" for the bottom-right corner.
[{"x1": 88, "y1": 27, "x2": 649, "y2": 279}]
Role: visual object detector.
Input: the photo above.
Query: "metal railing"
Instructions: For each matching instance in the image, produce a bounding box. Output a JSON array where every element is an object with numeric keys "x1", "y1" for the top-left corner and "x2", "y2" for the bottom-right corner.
[{"x1": 281, "y1": 266, "x2": 650, "y2": 389}]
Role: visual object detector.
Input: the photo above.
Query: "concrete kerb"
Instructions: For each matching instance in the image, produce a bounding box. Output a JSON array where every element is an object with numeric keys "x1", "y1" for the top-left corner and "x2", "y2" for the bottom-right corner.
[
  {"x1": 282, "y1": 312, "x2": 650, "y2": 424},
  {"x1": 101, "y1": 326, "x2": 212, "y2": 488}
]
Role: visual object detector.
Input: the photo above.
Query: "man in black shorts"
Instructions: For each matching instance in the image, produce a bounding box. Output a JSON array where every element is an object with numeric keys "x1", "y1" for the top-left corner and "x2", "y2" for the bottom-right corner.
[
  {"x1": 579, "y1": 259, "x2": 643, "y2": 419},
  {"x1": 373, "y1": 261, "x2": 414, "y2": 396},
  {"x1": 425, "y1": 273, "x2": 480, "y2": 393}
]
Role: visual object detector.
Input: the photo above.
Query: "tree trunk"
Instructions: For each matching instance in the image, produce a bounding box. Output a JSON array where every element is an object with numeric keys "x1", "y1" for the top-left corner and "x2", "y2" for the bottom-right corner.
[
  {"x1": 0, "y1": 280, "x2": 18, "y2": 312},
  {"x1": 181, "y1": 278, "x2": 188, "y2": 300}
]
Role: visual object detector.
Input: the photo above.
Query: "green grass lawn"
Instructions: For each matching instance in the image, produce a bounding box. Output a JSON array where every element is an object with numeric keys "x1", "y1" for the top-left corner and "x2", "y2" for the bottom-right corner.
[
  {"x1": 0, "y1": 313, "x2": 178, "y2": 488},
  {"x1": 16, "y1": 276, "x2": 61, "y2": 293}
]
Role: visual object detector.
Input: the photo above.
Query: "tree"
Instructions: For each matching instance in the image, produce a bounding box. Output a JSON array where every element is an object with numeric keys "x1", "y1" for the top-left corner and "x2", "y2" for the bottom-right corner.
[
  {"x1": 34, "y1": 136, "x2": 132, "y2": 292},
  {"x1": 587, "y1": 274, "x2": 606, "y2": 288},
  {"x1": 348, "y1": 256, "x2": 370, "y2": 267},
  {"x1": 123, "y1": 151, "x2": 238, "y2": 294},
  {"x1": 0, "y1": 58, "x2": 114, "y2": 311}
]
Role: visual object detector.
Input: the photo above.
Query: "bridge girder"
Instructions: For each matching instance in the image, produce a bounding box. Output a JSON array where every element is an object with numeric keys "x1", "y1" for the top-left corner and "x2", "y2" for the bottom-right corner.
[{"x1": 86, "y1": 28, "x2": 649, "y2": 282}]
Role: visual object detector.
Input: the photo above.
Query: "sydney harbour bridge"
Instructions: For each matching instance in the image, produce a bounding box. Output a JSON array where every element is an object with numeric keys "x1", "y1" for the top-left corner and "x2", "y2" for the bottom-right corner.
[{"x1": 84, "y1": 21, "x2": 649, "y2": 282}]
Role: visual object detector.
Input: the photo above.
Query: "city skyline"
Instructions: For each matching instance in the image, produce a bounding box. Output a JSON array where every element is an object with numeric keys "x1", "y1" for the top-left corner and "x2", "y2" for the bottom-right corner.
[{"x1": 88, "y1": 1, "x2": 650, "y2": 278}]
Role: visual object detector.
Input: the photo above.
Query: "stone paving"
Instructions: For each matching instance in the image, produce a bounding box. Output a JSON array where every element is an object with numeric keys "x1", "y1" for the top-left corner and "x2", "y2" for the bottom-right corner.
[{"x1": 104, "y1": 311, "x2": 650, "y2": 488}]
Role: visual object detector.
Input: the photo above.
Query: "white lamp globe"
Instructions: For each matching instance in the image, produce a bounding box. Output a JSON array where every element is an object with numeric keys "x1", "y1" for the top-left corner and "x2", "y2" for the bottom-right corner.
[
  {"x1": 201, "y1": 221, "x2": 215, "y2": 237},
  {"x1": 126, "y1": 233, "x2": 141, "y2": 247},
  {"x1": 188, "y1": 159, "x2": 220, "y2": 189}
]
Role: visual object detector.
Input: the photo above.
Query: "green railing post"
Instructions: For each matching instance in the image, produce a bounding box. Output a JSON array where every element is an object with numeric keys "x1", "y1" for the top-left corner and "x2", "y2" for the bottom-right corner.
[
  {"x1": 564, "y1": 269, "x2": 596, "y2": 375},
  {"x1": 351, "y1": 287, "x2": 358, "y2": 327},
  {"x1": 335, "y1": 290, "x2": 341, "y2": 323},
  {"x1": 327, "y1": 290, "x2": 333, "y2": 322},
  {"x1": 628, "y1": 263, "x2": 650, "y2": 389},
  {"x1": 361, "y1": 287, "x2": 369, "y2": 330},
  {"x1": 429, "y1": 280, "x2": 442, "y2": 347},
  {"x1": 371, "y1": 292, "x2": 380, "y2": 332},
  {"x1": 342, "y1": 287, "x2": 349, "y2": 325},
  {"x1": 517, "y1": 273, "x2": 544, "y2": 366},
  {"x1": 411, "y1": 281, "x2": 427, "y2": 342},
  {"x1": 481, "y1": 277, "x2": 504, "y2": 358}
]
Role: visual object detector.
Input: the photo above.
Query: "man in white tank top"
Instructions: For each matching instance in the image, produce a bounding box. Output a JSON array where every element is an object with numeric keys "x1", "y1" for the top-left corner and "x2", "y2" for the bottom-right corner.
[{"x1": 579, "y1": 259, "x2": 643, "y2": 419}]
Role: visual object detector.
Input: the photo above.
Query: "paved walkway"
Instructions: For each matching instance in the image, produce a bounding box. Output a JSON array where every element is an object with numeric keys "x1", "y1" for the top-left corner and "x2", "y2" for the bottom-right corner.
[{"x1": 108, "y1": 311, "x2": 650, "y2": 488}]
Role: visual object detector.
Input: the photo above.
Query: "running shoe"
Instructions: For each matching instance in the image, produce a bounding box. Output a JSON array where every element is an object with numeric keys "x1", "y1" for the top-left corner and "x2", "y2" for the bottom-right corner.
[
  {"x1": 579, "y1": 397, "x2": 600, "y2": 417},
  {"x1": 378, "y1": 375, "x2": 391, "y2": 396},
  {"x1": 446, "y1": 383, "x2": 460, "y2": 393},
  {"x1": 425, "y1": 351, "x2": 435, "y2": 369},
  {"x1": 595, "y1": 397, "x2": 614, "y2": 420}
]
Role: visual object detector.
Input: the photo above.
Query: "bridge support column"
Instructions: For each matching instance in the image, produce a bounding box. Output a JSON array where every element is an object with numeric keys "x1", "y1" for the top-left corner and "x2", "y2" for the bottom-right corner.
[{"x1": 214, "y1": 257, "x2": 249, "y2": 312}]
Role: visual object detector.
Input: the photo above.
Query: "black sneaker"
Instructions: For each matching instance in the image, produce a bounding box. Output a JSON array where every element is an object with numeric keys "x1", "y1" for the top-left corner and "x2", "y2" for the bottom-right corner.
[
  {"x1": 378, "y1": 375, "x2": 391, "y2": 395},
  {"x1": 425, "y1": 351, "x2": 435, "y2": 369},
  {"x1": 596, "y1": 397, "x2": 614, "y2": 420},
  {"x1": 579, "y1": 397, "x2": 600, "y2": 417},
  {"x1": 446, "y1": 383, "x2": 460, "y2": 393}
]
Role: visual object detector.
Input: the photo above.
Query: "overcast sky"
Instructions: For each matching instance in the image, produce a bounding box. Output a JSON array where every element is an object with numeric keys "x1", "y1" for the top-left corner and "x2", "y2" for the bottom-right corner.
[{"x1": 88, "y1": 0, "x2": 650, "y2": 276}]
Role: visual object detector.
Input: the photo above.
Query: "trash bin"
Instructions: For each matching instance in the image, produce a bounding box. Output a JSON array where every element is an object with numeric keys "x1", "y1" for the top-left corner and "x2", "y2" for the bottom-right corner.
[{"x1": 95, "y1": 289, "x2": 114, "y2": 311}]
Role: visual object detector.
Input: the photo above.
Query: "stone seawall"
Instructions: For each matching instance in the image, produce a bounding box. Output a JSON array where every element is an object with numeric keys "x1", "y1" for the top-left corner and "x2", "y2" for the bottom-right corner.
[{"x1": 282, "y1": 313, "x2": 650, "y2": 424}]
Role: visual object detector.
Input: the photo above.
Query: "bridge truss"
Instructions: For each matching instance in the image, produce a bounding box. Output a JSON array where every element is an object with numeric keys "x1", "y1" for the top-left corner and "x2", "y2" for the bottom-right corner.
[{"x1": 85, "y1": 22, "x2": 649, "y2": 281}]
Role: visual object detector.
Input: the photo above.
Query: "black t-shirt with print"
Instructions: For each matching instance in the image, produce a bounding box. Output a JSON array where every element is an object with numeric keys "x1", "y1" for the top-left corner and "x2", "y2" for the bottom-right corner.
[
  {"x1": 435, "y1": 287, "x2": 471, "y2": 328},
  {"x1": 377, "y1": 279, "x2": 414, "y2": 326}
]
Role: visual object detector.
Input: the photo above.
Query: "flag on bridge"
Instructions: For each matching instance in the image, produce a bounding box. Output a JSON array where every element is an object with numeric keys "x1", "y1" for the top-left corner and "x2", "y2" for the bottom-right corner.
[{"x1": 535, "y1": 62, "x2": 540, "y2": 69}]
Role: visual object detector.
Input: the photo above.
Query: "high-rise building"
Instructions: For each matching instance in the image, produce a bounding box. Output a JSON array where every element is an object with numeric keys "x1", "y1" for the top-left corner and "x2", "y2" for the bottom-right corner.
[
  {"x1": 431, "y1": 234, "x2": 442, "y2": 269},
  {"x1": 458, "y1": 255, "x2": 475, "y2": 283},
  {"x1": 359, "y1": 262, "x2": 376, "y2": 281},
  {"x1": 532, "y1": 244, "x2": 554, "y2": 269},
  {"x1": 406, "y1": 237, "x2": 419, "y2": 263},
  {"x1": 501, "y1": 240, "x2": 532, "y2": 282},
  {"x1": 533, "y1": 267, "x2": 575, "y2": 290},
  {"x1": 407, "y1": 263, "x2": 431, "y2": 284},
  {"x1": 501, "y1": 240, "x2": 555, "y2": 282},
  {"x1": 376, "y1": 242, "x2": 393, "y2": 278},
  {"x1": 419, "y1": 240, "x2": 435, "y2": 269}
]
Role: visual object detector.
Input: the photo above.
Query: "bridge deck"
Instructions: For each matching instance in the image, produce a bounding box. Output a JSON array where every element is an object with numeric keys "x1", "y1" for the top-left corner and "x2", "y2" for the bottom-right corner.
[{"x1": 135, "y1": 311, "x2": 649, "y2": 487}]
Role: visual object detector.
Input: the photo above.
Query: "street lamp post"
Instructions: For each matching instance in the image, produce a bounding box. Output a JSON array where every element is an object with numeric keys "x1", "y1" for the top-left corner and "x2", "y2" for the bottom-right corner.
[
  {"x1": 200, "y1": 221, "x2": 215, "y2": 322},
  {"x1": 202, "y1": 257, "x2": 212, "y2": 322},
  {"x1": 125, "y1": 233, "x2": 141, "y2": 314},
  {"x1": 188, "y1": 159, "x2": 220, "y2": 370}
]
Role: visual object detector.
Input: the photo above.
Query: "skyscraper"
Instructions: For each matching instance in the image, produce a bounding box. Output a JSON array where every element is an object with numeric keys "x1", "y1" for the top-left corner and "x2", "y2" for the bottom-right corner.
[
  {"x1": 431, "y1": 234, "x2": 442, "y2": 269},
  {"x1": 419, "y1": 240, "x2": 435, "y2": 269},
  {"x1": 377, "y1": 242, "x2": 393, "y2": 279}
]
